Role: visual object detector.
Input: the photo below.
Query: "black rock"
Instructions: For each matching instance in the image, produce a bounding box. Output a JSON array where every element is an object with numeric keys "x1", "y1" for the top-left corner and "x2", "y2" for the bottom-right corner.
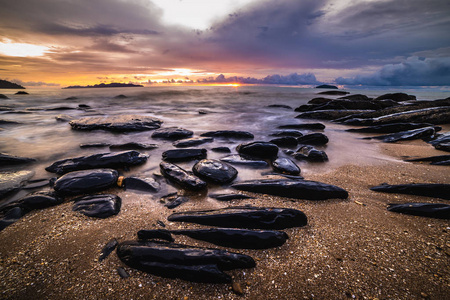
[
  {"x1": 0, "y1": 119, "x2": 20, "y2": 125},
  {"x1": 346, "y1": 123, "x2": 437, "y2": 133},
  {"x1": 428, "y1": 133, "x2": 450, "y2": 146},
  {"x1": 15, "y1": 91, "x2": 29, "y2": 95},
  {"x1": 69, "y1": 115, "x2": 162, "y2": 132},
  {"x1": 109, "y1": 143, "x2": 158, "y2": 150},
  {"x1": 317, "y1": 91, "x2": 349, "y2": 95},
  {"x1": 162, "y1": 149, "x2": 207, "y2": 162},
  {"x1": 435, "y1": 143, "x2": 450, "y2": 152},
  {"x1": 365, "y1": 127, "x2": 436, "y2": 143},
  {"x1": 114, "y1": 94, "x2": 127, "y2": 99},
  {"x1": 0, "y1": 170, "x2": 35, "y2": 198},
  {"x1": 289, "y1": 146, "x2": 328, "y2": 162},
  {"x1": 220, "y1": 155, "x2": 269, "y2": 168},
  {"x1": 278, "y1": 123, "x2": 326, "y2": 130},
  {"x1": 160, "y1": 162, "x2": 207, "y2": 191},
  {"x1": 370, "y1": 183, "x2": 450, "y2": 200},
  {"x1": 297, "y1": 133, "x2": 329, "y2": 145},
  {"x1": 315, "y1": 84, "x2": 338, "y2": 89},
  {"x1": 117, "y1": 267, "x2": 130, "y2": 279},
  {"x1": 387, "y1": 203, "x2": 450, "y2": 219},
  {"x1": 404, "y1": 155, "x2": 450, "y2": 163},
  {"x1": 46, "y1": 151, "x2": 148, "y2": 174},
  {"x1": 431, "y1": 160, "x2": 450, "y2": 165},
  {"x1": 270, "y1": 130, "x2": 303, "y2": 137},
  {"x1": 267, "y1": 104, "x2": 292, "y2": 109},
  {"x1": 172, "y1": 228, "x2": 289, "y2": 249},
  {"x1": 164, "y1": 195, "x2": 189, "y2": 209},
  {"x1": 1, "y1": 192, "x2": 63, "y2": 213},
  {"x1": 122, "y1": 176, "x2": 159, "y2": 192},
  {"x1": 45, "y1": 106, "x2": 77, "y2": 111},
  {"x1": 209, "y1": 193, "x2": 254, "y2": 201},
  {"x1": 192, "y1": 159, "x2": 238, "y2": 184},
  {"x1": 308, "y1": 98, "x2": 333, "y2": 104},
  {"x1": 269, "y1": 137, "x2": 298, "y2": 147},
  {"x1": 137, "y1": 229, "x2": 174, "y2": 242},
  {"x1": 65, "y1": 96, "x2": 78, "y2": 100},
  {"x1": 0, "y1": 153, "x2": 35, "y2": 166},
  {"x1": 272, "y1": 158, "x2": 301, "y2": 175},
  {"x1": 338, "y1": 94, "x2": 371, "y2": 101},
  {"x1": 54, "y1": 169, "x2": 119, "y2": 196},
  {"x1": 73, "y1": 194, "x2": 121, "y2": 218},
  {"x1": 99, "y1": 238, "x2": 119, "y2": 261},
  {"x1": 168, "y1": 206, "x2": 307, "y2": 229},
  {"x1": 117, "y1": 241, "x2": 255, "y2": 283},
  {"x1": 296, "y1": 110, "x2": 373, "y2": 120},
  {"x1": 0, "y1": 207, "x2": 23, "y2": 231},
  {"x1": 0, "y1": 94, "x2": 9, "y2": 99},
  {"x1": 22, "y1": 178, "x2": 51, "y2": 189},
  {"x1": 211, "y1": 147, "x2": 231, "y2": 153},
  {"x1": 232, "y1": 179, "x2": 348, "y2": 200},
  {"x1": 151, "y1": 127, "x2": 194, "y2": 140},
  {"x1": 173, "y1": 137, "x2": 214, "y2": 148},
  {"x1": 200, "y1": 130, "x2": 254, "y2": 139},
  {"x1": 79, "y1": 143, "x2": 110, "y2": 148},
  {"x1": 375, "y1": 93, "x2": 416, "y2": 102},
  {"x1": 236, "y1": 142, "x2": 279, "y2": 159}
]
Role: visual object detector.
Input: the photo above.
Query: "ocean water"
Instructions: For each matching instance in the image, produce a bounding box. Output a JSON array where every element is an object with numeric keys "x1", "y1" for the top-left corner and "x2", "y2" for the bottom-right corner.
[{"x1": 0, "y1": 85, "x2": 448, "y2": 203}]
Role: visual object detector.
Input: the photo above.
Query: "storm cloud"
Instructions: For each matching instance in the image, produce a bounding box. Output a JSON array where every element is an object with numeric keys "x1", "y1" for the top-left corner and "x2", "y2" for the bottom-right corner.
[{"x1": 198, "y1": 73, "x2": 321, "y2": 85}]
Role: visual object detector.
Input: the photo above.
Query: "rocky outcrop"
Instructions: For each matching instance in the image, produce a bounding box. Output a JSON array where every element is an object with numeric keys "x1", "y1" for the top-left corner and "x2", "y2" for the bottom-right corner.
[{"x1": 69, "y1": 115, "x2": 162, "y2": 132}]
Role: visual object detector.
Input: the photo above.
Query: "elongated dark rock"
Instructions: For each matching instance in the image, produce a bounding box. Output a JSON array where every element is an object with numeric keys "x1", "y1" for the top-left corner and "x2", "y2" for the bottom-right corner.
[
  {"x1": 117, "y1": 267, "x2": 129, "y2": 279},
  {"x1": 296, "y1": 110, "x2": 374, "y2": 120},
  {"x1": 168, "y1": 206, "x2": 307, "y2": 229},
  {"x1": 54, "y1": 169, "x2": 118, "y2": 196},
  {"x1": 209, "y1": 193, "x2": 254, "y2": 201},
  {"x1": 269, "y1": 137, "x2": 298, "y2": 147},
  {"x1": 387, "y1": 203, "x2": 450, "y2": 219},
  {"x1": 173, "y1": 137, "x2": 214, "y2": 148},
  {"x1": 232, "y1": 179, "x2": 348, "y2": 200},
  {"x1": 192, "y1": 159, "x2": 238, "y2": 184},
  {"x1": 297, "y1": 133, "x2": 329, "y2": 145},
  {"x1": 151, "y1": 127, "x2": 193, "y2": 140},
  {"x1": 270, "y1": 130, "x2": 303, "y2": 137},
  {"x1": 122, "y1": 176, "x2": 159, "y2": 192},
  {"x1": 160, "y1": 162, "x2": 206, "y2": 191},
  {"x1": 211, "y1": 147, "x2": 231, "y2": 153},
  {"x1": 236, "y1": 142, "x2": 279, "y2": 159},
  {"x1": 171, "y1": 228, "x2": 289, "y2": 249},
  {"x1": 365, "y1": 127, "x2": 436, "y2": 143},
  {"x1": 1, "y1": 192, "x2": 63, "y2": 213},
  {"x1": 346, "y1": 123, "x2": 437, "y2": 133},
  {"x1": 404, "y1": 155, "x2": 450, "y2": 163},
  {"x1": 164, "y1": 195, "x2": 188, "y2": 209},
  {"x1": 137, "y1": 229, "x2": 174, "y2": 242},
  {"x1": 73, "y1": 194, "x2": 121, "y2": 218},
  {"x1": 117, "y1": 241, "x2": 255, "y2": 283},
  {"x1": 99, "y1": 238, "x2": 119, "y2": 261},
  {"x1": 288, "y1": 146, "x2": 328, "y2": 162},
  {"x1": 162, "y1": 149, "x2": 207, "y2": 162},
  {"x1": 220, "y1": 155, "x2": 269, "y2": 168},
  {"x1": 23, "y1": 178, "x2": 51, "y2": 190},
  {"x1": 370, "y1": 183, "x2": 450, "y2": 200},
  {"x1": 46, "y1": 151, "x2": 148, "y2": 174},
  {"x1": 267, "y1": 104, "x2": 292, "y2": 109},
  {"x1": 109, "y1": 143, "x2": 158, "y2": 150},
  {"x1": 317, "y1": 90, "x2": 349, "y2": 96},
  {"x1": 79, "y1": 143, "x2": 110, "y2": 148},
  {"x1": 431, "y1": 160, "x2": 450, "y2": 165},
  {"x1": 0, "y1": 207, "x2": 23, "y2": 231},
  {"x1": 70, "y1": 115, "x2": 162, "y2": 132},
  {"x1": 200, "y1": 130, "x2": 254, "y2": 139},
  {"x1": 374, "y1": 93, "x2": 416, "y2": 102},
  {"x1": 272, "y1": 158, "x2": 301, "y2": 175},
  {"x1": 278, "y1": 123, "x2": 326, "y2": 130},
  {"x1": 435, "y1": 143, "x2": 450, "y2": 152},
  {"x1": 0, "y1": 170, "x2": 35, "y2": 198},
  {"x1": 0, "y1": 153, "x2": 35, "y2": 166},
  {"x1": 427, "y1": 133, "x2": 450, "y2": 146}
]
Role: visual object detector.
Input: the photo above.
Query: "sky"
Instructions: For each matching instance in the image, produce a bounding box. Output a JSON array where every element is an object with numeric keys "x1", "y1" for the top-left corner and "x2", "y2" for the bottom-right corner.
[{"x1": 0, "y1": 0, "x2": 449, "y2": 87}]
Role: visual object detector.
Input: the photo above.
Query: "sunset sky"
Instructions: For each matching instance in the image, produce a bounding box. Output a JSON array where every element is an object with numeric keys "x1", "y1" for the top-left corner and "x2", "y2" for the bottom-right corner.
[{"x1": 0, "y1": 0, "x2": 449, "y2": 87}]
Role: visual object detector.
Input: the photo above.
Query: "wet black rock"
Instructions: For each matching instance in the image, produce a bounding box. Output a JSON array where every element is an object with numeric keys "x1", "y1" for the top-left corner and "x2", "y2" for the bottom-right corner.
[
  {"x1": 137, "y1": 229, "x2": 174, "y2": 242},
  {"x1": 117, "y1": 267, "x2": 129, "y2": 278},
  {"x1": 220, "y1": 155, "x2": 269, "y2": 168},
  {"x1": 168, "y1": 206, "x2": 308, "y2": 229},
  {"x1": 117, "y1": 240, "x2": 255, "y2": 283},
  {"x1": 270, "y1": 130, "x2": 303, "y2": 137},
  {"x1": 387, "y1": 203, "x2": 450, "y2": 219},
  {"x1": 296, "y1": 110, "x2": 373, "y2": 120},
  {"x1": 162, "y1": 149, "x2": 207, "y2": 162},
  {"x1": 160, "y1": 162, "x2": 207, "y2": 191},
  {"x1": 173, "y1": 137, "x2": 214, "y2": 148},
  {"x1": 365, "y1": 127, "x2": 436, "y2": 143},
  {"x1": 236, "y1": 142, "x2": 279, "y2": 159},
  {"x1": 370, "y1": 183, "x2": 450, "y2": 200},
  {"x1": 0, "y1": 153, "x2": 36, "y2": 166},
  {"x1": 171, "y1": 228, "x2": 289, "y2": 249},
  {"x1": 267, "y1": 104, "x2": 292, "y2": 109},
  {"x1": 79, "y1": 143, "x2": 110, "y2": 148},
  {"x1": 269, "y1": 137, "x2": 298, "y2": 147},
  {"x1": 427, "y1": 133, "x2": 450, "y2": 146},
  {"x1": 22, "y1": 178, "x2": 51, "y2": 190},
  {"x1": 151, "y1": 127, "x2": 194, "y2": 140},
  {"x1": 72, "y1": 194, "x2": 121, "y2": 218},
  {"x1": 46, "y1": 151, "x2": 148, "y2": 174},
  {"x1": 317, "y1": 90, "x2": 349, "y2": 96},
  {"x1": 278, "y1": 123, "x2": 326, "y2": 130},
  {"x1": 232, "y1": 179, "x2": 348, "y2": 200},
  {"x1": 53, "y1": 169, "x2": 118, "y2": 196},
  {"x1": 211, "y1": 147, "x2": 231, "y2": 153},
  {"x1": 70, "y1": 115, "x2": 162, "y2": 132},
  {"x1": 122, "y1": 176, "x2": 159, "y2": 192},
  {"x1": 308, "y1": 98, "x2": 333, "y2": 104},
  {"x1": 193, "y1": 159, "x2": 238, "y2": 184},
  {"x1": 109, "y1": 143, "x2": 158, "y2": 150},
  {"x1": 406, "y1": 155, "x2": 450, "y2": 164},
  {"x1": 297, "y1": 133, "x2": 329, "y2": 146},
  {"x1": 289, "y1": 146, "x2": 328, "y2": 162},
  {"x1": 435, "y1": 143, "x2": 450, "y2": 152},
  {"x1": 0, "y1": 170, "x2": 35, "y2": 198},
  {"x1": 164, "y1": 195, "x2": 189, "y2": 209},
  {"x1": 271, "y1": 158, "x2": 301, "y2": 175},
  {"x1": 0, "y1": 207, "x2": 23, "y2": 231},
  {"x1": 375, "y1": 93, "x2": 416, "y2": 102},
  {"x1": 1, "y1": 192, "x2": 63, "y2": 213},
  {"x1": 338, "y1": 94, "x2": 372, "y2": 101},
  {"x1": 209, "y1": 193, "x2": 254, "y2": 201},
  {"x1": 99, "y1": 238, "x2": 119, "y2": 261},
  {"x1": 200, "y1": 130, "x2": 254, "y2": 139},
  {"x1": 45, "y1": 106, "x2": 77, "y2": 111},
  {"x1": 346, "y1": 123, "x2": 437, "y2": 133}
]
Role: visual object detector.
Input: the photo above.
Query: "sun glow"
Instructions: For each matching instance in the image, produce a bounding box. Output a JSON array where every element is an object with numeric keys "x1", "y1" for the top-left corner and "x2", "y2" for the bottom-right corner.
[{"x1": 0, "y1": 40, "x2": 50, "y2": 57}]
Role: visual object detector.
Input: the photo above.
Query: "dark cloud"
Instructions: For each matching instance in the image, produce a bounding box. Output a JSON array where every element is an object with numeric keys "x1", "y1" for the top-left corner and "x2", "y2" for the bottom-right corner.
[
  {"x1": 335, "y1": 57, "x2": 450, "y2": 86},
  {"x1": 198, "y1": 73, "x2": 321, "y2": 85}
]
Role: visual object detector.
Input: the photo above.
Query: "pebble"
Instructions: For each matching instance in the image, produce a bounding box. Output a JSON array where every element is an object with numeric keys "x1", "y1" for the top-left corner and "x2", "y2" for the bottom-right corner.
[{"x1": 232, "y1": 282, "x2": 244, "y2": 295}]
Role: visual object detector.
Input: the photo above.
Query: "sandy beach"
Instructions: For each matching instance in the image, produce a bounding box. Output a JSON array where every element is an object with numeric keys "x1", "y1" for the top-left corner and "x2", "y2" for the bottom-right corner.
[{"x1": 1, "y1": 135, "x2": 449, "y2": 300}]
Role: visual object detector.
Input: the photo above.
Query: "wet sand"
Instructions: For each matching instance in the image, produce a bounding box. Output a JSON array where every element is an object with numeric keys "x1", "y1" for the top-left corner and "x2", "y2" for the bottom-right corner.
[{"x1": 0, "y1": 140, "x2": 449, "y2": 300}]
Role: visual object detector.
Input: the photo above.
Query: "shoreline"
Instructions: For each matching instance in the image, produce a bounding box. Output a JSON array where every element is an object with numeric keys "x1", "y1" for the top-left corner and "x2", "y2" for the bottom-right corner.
[{"x1": 1, "y1": 139, "x2": 449, "y2": 299}]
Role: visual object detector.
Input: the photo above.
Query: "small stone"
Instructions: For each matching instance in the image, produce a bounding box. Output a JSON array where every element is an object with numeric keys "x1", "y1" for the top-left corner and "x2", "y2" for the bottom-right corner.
[{"x1": 232, "y1": 282, "x2": 244, "y2": 295}]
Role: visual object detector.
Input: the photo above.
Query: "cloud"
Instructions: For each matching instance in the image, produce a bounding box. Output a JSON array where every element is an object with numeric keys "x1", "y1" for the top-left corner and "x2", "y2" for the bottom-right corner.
[
  {"x1": 335, "y1": 57, "x2": 450, "y2": 86},
  {"x1": 198, "y1": 73, "x2": 321, "y2": 85}
]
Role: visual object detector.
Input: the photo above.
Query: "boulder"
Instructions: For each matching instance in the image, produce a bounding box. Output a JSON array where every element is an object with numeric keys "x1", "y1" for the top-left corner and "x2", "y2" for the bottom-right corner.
[
  {"x1": 297, "y1": 133, "x2": 329, "y2": 145},
  {"x1": 192, "y1": 159, "x2": 238, "y2": 184},
  {"x1": 236, "y1": 142, "x2": 279, "y2": 159},
  {"x1": 266, "y1": 104, "x2": 292, "y2": 109},
  {"x1": 53, "y1": 169, "x2": 119, "y2": 196},
  {"x1": 289, "y1": 146, "x2": 328, "y2": 162},
  {"x1": 162, "y1": 149, "x2": 207, "y2": 162},
  {"x1": 69, "y1": 115, "x2": 162, "y2": 132},
  {"x1": 160, "y1": 162, "x2": 207, "y2": 191},
  {"x1": 151, "y1": 127, "x2": 194, "y2": 140},
  {"x1": 79, "y1": 143, "x2": 110, "y2": 148},
  {"x1": 72, "y1": 194, "x2": 121, "y2": 218},
  {"x1": 162, "y1": 193, "x2": 189, "y2": 209},
  {"x1": 338, "y1": 94, "x2": 372, "y2": 101},
  {"x1": 271, "y1": 158, "x2": 301, "y2": 175},
  {"x1": 209, "y1": 193, "x2": 254, "y2": 201},
  {"x1": 1, "y1": 192, "x2": 63, "y2": 213}
]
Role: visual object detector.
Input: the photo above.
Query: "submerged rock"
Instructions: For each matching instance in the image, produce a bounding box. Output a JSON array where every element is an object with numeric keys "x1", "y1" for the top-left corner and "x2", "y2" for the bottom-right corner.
[
  {"x1": 162, "y1": 193, "x2": 189, "y2": 209},
  {"x1": 271, "y1": 158, "x2": 301, "y2": 175},
  {"x1": 236, "y1": 142, "x2": 279, "y2": 159},
  {"x1": 270, "y1": 130, "x2": 303, "y2": 137},
  {"x1": 365, "y1": 126, "x2": 436, "y2": 143},
  {"x1": 168, "y1": 206, "x2": 307, "y2": 229},
  {"x1": 151, "y1": 127, "x2": 194, "y2": 140},
  {"x1": 220, "y1": 155, "x2": 269, "y2": 168},
  {"x1": 99, "y1": 238, "x2": 119, "y2": 262},
  {"x1": 211, "y1": 147, "x2": 231, "y2": 153},
  {"x1": 162, "y1": 149, "x2": 207, "y2": 162},
  {"x1": 370, "y1": 183, "x2": 450, "y2": 200},
  {"x1": 0, "y1": 170, "x2": 35, "y2": 198},
  {"x1": 297, "y1": 133, "x2": 329, "y2": 145},
  {"x1": 278, "y1": 123, "x2": 326, "y2": 130},
  {"x1": 172, "y1": 228, "x2": 289, "y2": 249},
  {"x1": 387, "y1": 203, "x2": 450, "y2": 219},
  {"x1": 232, "y1": 179, "x2": 348, "y2": 200},
  {"x1": 346, "y1": 123, "x2": 437, "y2": 133},
  {"x1": 267, "y1": 104, "x2": 292, "y2": 109},
  {"x1": 79, "y1": 143, "x2": 110, "y2": 148},
  {"x1": 288, "y1": 146, "x2": 328, "y2": 162},
  {"x1": 315, "y1": 84, "x2": 338, "y2": 89},
  {"x1": 193, "y1": 159, "x2": 238, "y2": 184},
  {"x1": 173, "y1": 137, "x2": 214, "y2": 148},
  {"x1": 317, "y1": 90, "x2": 349, "y2": 96},
  {"x1": 137, "y1": 229, "x2": 174, "y2": 242},
  {"x1": 122, "y1": 176, "x2": 160, "y2": 193},
  {"x1": 117, "y1": 240, "x2": 255, "y2": 283},
  {"x1": 109, "y1": 143, "x2": 158, "y2": 150},
  {"x1": 54, "y1": 169, "x2": 118, "y2": 196},
  {"x1": 200, "y1": 130, "x2": 254, "y2": 139},
  {"x1": 73, "y1": 194, "x2": 121, "y2": 218},
  {"x1": 0, "y1": 153, "x2": 35, "y2": 166},
  {"x1": 296, "y1": 109, "x2": 373, "y2": 120},
  {"x1": 46, "y1": 151, "x2": 148, "y2": 174},
  {"x1": 70, "y1": 115, "x2": 162, "y2": 132},
  {"x1": 160, "y1": 162, "x2": 206, "y2": 191},
  {"x1": 269, "y1": 137, "x2": 298, "y2": 147}
]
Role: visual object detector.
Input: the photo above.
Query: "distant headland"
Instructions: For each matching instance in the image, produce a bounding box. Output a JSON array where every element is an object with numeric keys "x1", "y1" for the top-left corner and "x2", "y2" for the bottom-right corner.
[
  {"x1": 0, "y1": 79, "x2": 25, "y2": 89},
  {"x1": 63, "y1": 83, "x2": 144, "y2": 89}
]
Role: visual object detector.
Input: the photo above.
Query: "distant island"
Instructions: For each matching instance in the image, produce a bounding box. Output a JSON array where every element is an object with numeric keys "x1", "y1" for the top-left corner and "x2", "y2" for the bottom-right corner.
[
  {"x1": 0, "y1": 79, "x2": 25, "y2": 89},
  {"x1": 63, "y1": 83, "x2": 144, "y2": 89},
  {"x1": 315, "y1": 84, "x2": 338, "y2": 89}
]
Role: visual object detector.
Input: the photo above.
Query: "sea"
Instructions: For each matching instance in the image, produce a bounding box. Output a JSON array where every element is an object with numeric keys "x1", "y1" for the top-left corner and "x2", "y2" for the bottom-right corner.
[{"x1": 1, "y1": 85, "x2": 449, "y2": 204}]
